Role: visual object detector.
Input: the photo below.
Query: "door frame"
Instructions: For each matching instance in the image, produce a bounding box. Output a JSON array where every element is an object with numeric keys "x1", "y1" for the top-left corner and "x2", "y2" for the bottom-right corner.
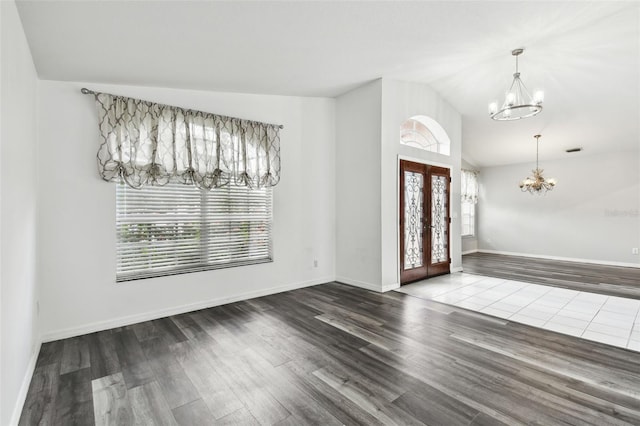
[{"x1": 396, "y1": 155, "x2": 452, "y2": 285}]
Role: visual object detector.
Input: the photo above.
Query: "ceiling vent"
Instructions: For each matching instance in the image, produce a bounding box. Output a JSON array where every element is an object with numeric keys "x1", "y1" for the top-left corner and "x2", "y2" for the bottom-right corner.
[{"x1": 565, "y1": 147, "x2": 582, "y2": 153}]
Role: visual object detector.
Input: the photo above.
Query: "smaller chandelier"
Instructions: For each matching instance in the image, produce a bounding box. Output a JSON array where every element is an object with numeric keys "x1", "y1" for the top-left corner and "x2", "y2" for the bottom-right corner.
[
  {"x1": 520, "y1": 134, "x2": 556, "y2": 194},
  {"x1": 489, "y1": 48, "x2": 544, "y2": 121}
]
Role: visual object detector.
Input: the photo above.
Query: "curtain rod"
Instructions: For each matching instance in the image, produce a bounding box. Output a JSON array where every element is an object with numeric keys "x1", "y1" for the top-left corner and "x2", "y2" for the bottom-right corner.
[{"x1": 80, "y1": 88, "x2": 284, "y2": 129}]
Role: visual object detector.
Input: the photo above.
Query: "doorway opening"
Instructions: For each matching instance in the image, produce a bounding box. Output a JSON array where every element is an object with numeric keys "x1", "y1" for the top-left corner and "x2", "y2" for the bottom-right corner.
[{"x1": 399, "y1": 159, "x2": 451, "y2": 284}]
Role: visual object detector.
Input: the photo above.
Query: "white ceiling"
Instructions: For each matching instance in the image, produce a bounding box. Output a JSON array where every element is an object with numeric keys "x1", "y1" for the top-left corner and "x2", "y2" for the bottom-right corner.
[{"x1": 16, "y1": 1, "x2": 640, "y2": 167}]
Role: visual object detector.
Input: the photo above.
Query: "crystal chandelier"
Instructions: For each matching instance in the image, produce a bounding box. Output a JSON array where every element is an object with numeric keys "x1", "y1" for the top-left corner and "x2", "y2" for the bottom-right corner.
[
  {"x1": 519, "y1": 135, "x2": 556, "y2": 194},
  {"x1": 489, "y1": 48, "x2": 544, "y2": 121}
]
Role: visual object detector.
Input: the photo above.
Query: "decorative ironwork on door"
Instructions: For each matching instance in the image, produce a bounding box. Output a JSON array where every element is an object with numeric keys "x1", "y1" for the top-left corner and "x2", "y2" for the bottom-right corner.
[
  {"x1": 431, "y1": 175, "x2": 448, "y2": 264},
  {"x1": 404, "y1": 171, "x2": 424, "y2": 269}
]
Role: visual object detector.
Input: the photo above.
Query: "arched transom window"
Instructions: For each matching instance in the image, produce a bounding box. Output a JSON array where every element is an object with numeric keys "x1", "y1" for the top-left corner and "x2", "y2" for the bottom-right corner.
[{"x1": 400, "y1": 115, "x2": 450, "y2": 156}]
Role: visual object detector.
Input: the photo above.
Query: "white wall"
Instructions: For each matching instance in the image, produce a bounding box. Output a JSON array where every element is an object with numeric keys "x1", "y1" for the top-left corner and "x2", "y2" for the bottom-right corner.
[
  {"x1": 478, "y1": 150, "x2": 640, "y2": 266},
  {"x1": 37, "y1": 80, "x2": 336, "y2": 339},
  {"x1": 381, "y1": 80, "x2": 463, "y2": 288},
  {"x1": 335, "y1": 79, "x2": 463, "y2": 292},
  {"x1": 335, "y1": 80, "x2": 383, "y2": 290},
  {"x1": 461, "y1": 236, "x2": 478, "y2": 254},
  {"x1": 1, "y1": 1, "x2": 40, "y2": 424}
]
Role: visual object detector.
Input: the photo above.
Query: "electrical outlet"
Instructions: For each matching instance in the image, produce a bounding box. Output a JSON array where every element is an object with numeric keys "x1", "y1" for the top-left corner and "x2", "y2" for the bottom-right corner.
[
  {"x1": 36, "y1": 301, "x2": 40, "y2": 316},
  {"x1": 632, "y1": 248, "x2": 639, "y2": 255},
  {"x1": 313, "y1": 259, "x2": 318, "y2": 267}
]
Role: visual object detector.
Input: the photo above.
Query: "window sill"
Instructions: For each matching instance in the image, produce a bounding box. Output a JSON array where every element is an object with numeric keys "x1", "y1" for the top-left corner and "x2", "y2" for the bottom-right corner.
[{"x1": 117, "y1": 258, "x2": 273, "y2": 283}]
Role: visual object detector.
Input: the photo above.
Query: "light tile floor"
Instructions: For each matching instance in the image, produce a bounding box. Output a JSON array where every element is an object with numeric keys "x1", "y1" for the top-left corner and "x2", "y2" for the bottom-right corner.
[{"x1": 397, "y1": 272, "x2": 640, "y2": 352}]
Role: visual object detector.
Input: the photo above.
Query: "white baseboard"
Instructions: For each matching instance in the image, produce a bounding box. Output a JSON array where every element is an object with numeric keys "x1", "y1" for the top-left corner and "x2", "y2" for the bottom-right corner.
[
  {"x1": 41, "y1": 276, "x2": 333, "y2": 342},
  {"x1": 381, "y1": 282, "x2": 400, "y2": 292},
  {"x1": 478, "y1": 250, "x2": 640, "y2": 269},
  {"x1": 335, "y1": 276, "x2": 383, "y2": 293},
  {"x1": 337, "y1": 279, "x2": 399, "y2": 293},
  {"x1": 451, "y1": 266, "x2": 464, "y2": 273},
  {"x1": 461, "y1": 249, "x2": 479, "y2": 255},
  {"x1": 10, "y1": 340, "x2": 42, "y2": 426}
]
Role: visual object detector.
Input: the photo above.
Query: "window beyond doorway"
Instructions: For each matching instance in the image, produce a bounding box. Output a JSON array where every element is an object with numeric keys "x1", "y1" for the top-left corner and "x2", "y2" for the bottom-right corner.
[
  {"x1": 461, "y1": 169, "x2": 478, "y2": 237},
  {"x1": 461, "y1": 201, "x2": 475, "y2": 237}
]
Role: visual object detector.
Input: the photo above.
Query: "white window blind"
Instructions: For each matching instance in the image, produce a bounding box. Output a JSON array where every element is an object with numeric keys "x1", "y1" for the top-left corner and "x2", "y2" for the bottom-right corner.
[
  {"x1": 116, "y1": 183, "x2": 272, "y2": 282},
  {"x1": 461, "y1": 201, "x2": 475, "y2": 237},
  {"x1": 461, "y1": 169, "x2": 478, "y2": 237}
]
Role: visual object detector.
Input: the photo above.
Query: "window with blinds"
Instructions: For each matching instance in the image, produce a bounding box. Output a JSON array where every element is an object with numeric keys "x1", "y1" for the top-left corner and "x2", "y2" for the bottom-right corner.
[
  {"x1": 116, "y1": 183, "x2": 273, "y2": 282},
  {"x1": 461, "y1": 201, "x2": 475, "y2": 237}
]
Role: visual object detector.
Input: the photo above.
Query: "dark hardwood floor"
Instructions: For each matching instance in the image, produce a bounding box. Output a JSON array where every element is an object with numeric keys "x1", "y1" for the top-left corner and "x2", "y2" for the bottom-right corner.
[
  {"x1": 463, "y1": 252, "x2": 640, "y2": 299},
  {"x1": 20, "y1": 282, "x2": 640, "y2": 425}
]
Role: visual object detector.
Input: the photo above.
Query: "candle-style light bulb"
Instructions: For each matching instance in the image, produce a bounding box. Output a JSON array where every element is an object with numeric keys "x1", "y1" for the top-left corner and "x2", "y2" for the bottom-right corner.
[
  {"x1": 506, "y1": 92, "x2": 516, "y2": 106},
  {"x1": 488, "y1": 102, "x2": 498, "y2": 115},
  {"x1": 534, "y1": 90, "x2": 544, "y2": 104}
]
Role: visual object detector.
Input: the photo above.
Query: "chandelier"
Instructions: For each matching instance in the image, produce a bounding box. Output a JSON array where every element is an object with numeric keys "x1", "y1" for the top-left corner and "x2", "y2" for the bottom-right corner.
[
  {"x1": 489, "y1": 48, "x2": 544, "y2": 121},
  {"x1": 520, "y1": 134, "x2": 556, "y2": 194}
]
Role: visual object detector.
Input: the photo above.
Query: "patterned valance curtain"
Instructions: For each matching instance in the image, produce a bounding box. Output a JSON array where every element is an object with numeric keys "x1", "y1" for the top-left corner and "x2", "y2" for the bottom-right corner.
[
  {"x1": 461, "y1": 169, "x2": 478, "y2": 203},
  {"x1": 91, "y1": 92, "x2": 281, "y2": 189}
]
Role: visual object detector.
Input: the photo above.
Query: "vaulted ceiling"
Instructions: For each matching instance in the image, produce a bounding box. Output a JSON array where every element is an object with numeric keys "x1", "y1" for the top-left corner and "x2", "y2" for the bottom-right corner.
[{"x1": 16, "y1": 1, "x2": 640, "y2": 167}]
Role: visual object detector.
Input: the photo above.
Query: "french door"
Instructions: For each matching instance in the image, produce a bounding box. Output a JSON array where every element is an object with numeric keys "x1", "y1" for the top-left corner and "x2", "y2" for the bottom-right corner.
[{"x1": 399, "y1": 160, "x2": 451, "y2": 284}]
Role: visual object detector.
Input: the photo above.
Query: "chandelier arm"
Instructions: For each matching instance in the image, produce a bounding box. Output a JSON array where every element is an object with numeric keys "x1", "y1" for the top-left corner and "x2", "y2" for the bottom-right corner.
[
  {"x1": 516, "y1": 78, "x2": 534, "y2": 101},
  {"x1": 514, "y1": 79, "x2": 525, "y2": 106},
  {"x1": 507, "y1": 78, "x2": 517, "y2": 98}
]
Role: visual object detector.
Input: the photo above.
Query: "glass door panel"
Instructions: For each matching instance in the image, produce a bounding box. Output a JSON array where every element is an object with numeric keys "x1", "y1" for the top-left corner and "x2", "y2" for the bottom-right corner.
[
  {"x1": 427, "y1": 167, "x2": 451, "y2": 276},
  {"x1": 431, "y1": 174, "x2": 448, "y2": 264},
  {"x1": 404, "y1": 171, "x2": 424, "y2": 270}
]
